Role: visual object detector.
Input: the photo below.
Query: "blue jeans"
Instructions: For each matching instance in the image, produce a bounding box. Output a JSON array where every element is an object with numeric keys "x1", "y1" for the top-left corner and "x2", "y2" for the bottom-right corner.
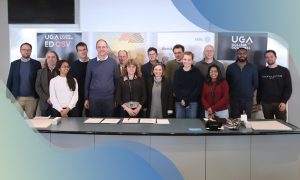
[
  {"x1": 89, "y1": 98, "x2": 114, "y2": 117},
  {"x1": 175, "y1": 102, "x2": 198, "y2": 118}
]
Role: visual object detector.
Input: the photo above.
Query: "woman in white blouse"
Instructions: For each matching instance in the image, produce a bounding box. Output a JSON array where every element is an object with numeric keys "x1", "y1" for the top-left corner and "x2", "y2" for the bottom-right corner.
[{"x1": 49, "y1": 60, "x2": 78, "y2": 117}]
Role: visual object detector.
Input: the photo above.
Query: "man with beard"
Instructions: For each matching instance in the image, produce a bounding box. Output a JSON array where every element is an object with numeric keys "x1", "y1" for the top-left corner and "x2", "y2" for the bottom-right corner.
[
  {"x1": 226, "y1": 48, "x2": 258, "y2": 119},
  {"x1": 7, "y1": 42, "x2": 41, "y2": 119},
  {"x1": 257, "y1": 50, "x2": 292, "y2": 121}
]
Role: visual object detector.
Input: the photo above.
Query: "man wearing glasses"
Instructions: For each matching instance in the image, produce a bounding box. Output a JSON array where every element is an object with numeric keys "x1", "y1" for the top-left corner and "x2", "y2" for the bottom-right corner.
[{"x1": 7, "y1": 42, "x2": 41, "y2": 119}]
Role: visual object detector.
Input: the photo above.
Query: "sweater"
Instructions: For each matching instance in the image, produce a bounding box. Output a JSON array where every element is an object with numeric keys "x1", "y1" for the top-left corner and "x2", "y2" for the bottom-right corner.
[
  {"x1": 146, "y1": 77, "x2": 173, "y2": 118},
  {"x1": 173, "y1": 66, "x2": 204, "y2": 102},
  {"x1": 141, "y1": 60, "x2": 159, "y2": 82},
  {"x1": 165, "y1": 59, "x2": 182, "y2": 83},
  {"x1": 201, "y1": 80, "x2": 229, "y2": 112},
  {"x1": 84, "y1": 57, "x2": 119, "y2": 100},
  {"x1": 70, "y1": 60, "x2": 88, "y2": 101},
  {"x1": 195, "y1": 58, "x2": 226, "y2": 78},
  {"x1": 49, "y1": 76, "x2": 78, "y2": 111},
  {"x1": 257, "y1": 65, "x2": 292, "y2": 104},
  {"x1": 226, "y1": 61, "x2": 258, "y2": 100}
]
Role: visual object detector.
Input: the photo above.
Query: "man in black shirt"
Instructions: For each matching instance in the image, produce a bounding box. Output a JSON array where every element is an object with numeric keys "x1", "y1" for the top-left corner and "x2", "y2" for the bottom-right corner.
[
  {"x1": 257, "y1": 50, "x2": 292, "y2": 121},
  {"x1": 70, "y1": 42, "x2": 90, "y2": 117}
]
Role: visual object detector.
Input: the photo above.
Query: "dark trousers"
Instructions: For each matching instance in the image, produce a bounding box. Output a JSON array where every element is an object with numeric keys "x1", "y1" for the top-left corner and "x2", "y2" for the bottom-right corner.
[
  {"x1": 262, "y1": 103, "x2": 287, "y2": 121},
  {"x1": 230, "y1": 98, "x2": 253, "y2": 119},
  {"x1": 41, "y1": 105, "x2": 52, "y2": 117},
  {"x1": 89, "y1": 98, "x2": 114, "y2": 117},
  {"x1": 72, "y1": 99, "x2": 89, "y2": 117},
  {"x1": 51, "y1": 108, "x2": 77, "y2": 117}
]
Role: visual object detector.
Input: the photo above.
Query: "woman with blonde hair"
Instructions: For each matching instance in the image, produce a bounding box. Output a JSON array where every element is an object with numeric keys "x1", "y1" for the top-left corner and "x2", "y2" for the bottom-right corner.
[{"x1": 116, "y1": 59, "x2": 146, "y2": 117}]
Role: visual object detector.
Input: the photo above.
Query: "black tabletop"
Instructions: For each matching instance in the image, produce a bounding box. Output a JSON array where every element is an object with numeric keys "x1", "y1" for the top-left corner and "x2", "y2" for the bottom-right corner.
[{"x1": 37, "y1": 118, "x2": 300, "y2": 136}]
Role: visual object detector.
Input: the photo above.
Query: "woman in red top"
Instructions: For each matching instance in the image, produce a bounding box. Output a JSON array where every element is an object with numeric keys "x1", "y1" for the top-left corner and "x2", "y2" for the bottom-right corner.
[{"x1": 201, "y1": 64, "x2": 229, "y2": 118}]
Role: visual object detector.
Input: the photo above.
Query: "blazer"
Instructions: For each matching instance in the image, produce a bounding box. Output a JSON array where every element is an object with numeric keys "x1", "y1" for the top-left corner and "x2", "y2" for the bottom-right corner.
[
  {"x1": 146, "y1": 77, "x2": 173, "y2": 118},
  {"x1": 35, "y1": 68, "x2": 58, "y2": 111},
  {"x1": 6, "y1": 59, "x2": 41, "y2": 101}
]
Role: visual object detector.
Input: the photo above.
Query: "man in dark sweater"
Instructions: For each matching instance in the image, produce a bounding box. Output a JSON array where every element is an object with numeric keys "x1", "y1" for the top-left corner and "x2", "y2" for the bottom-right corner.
[
  {"x1": 226, "y1": 48, "x2": 258, "y2": 119},
  {"x1": 70, "y1": 42, "x2": 90, "y2": 117},
  {"x1": 141, "y1": 47, "x2": 159, "y2": 83},
  {"x1": 7, "y1": 42, "x2": 41, "y2": 118},
  {"x1": 257, "y1": 50, "x2": 292, "y2": 121},
  {"x1": 84, "y1": 39, "x2": 119, "y2": 117}
]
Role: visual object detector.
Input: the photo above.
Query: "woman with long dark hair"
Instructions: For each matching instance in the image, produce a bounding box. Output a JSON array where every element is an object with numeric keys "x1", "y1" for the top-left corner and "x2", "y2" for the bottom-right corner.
[
  {"x1": 201, "y1": 64, "x2": 229, "y2": 118},
  {"x1": 49, "y1": 60, "x2": 78, "y2": 117},
  {"x1": 116, "y1": 59, "x2": 146, "y2": 117}
]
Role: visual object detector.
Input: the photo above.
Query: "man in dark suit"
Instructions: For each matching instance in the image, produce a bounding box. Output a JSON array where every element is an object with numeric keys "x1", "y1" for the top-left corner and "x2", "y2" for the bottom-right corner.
[{"x1": 7, "y1": 42, "x2": 41, "y2": 118}]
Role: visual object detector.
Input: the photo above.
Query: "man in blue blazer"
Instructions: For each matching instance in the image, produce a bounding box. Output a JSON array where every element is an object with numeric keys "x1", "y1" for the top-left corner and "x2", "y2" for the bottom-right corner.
[{"x1": 6, "y1": 42, "x2": 41, "y2": 118}]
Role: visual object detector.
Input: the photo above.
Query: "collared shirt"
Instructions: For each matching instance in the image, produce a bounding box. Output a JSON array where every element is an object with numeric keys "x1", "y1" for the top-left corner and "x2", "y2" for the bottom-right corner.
[
  {"x1": 20, "y1": 57, "x2": 31, "y2": 62},
  {"x1": 79, "y1": 58, "x2": 90, "y2": 63},
  {"x1": 97, "y1": 55, "x2": 108, "y2": 61}
]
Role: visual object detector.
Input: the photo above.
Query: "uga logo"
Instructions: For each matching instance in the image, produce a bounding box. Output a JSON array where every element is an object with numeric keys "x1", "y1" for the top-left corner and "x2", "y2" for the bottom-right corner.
[{"x1": 231, "y1": 36, "x2": 253, "y2": 44}]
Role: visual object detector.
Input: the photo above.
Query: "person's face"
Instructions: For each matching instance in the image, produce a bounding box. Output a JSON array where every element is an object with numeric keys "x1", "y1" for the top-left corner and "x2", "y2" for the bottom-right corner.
[
  {"x1": 96, "y1": 40, "x2": 108, "y2": 57},
  {"x1": 127, "y1": 64, "x2": 136, "y2": 76},
  {"x1": 237, "y1": 49, "x2": 248, "y2": 62},
  {"x1": 148, "y1": 50, "x2": 157, "y2": 61},
  {"x1": 173, "y1": 48, "x2": 184, "y2": 61},
  {"x1": 204, "y1": 46, "x2": 214, "y2": 59},
  {"x1": 182, "y1": 54, "x2": 193, "y2": 68},
  {"x1": 59, "y1": 62, "x2": 70, "y2": 76},
  {"x1": 209, "y1": 67, "x2": 219, "y2": 80},
  {"x1": 153, "y1": 65, "x2": 163, "y2": 78},
  {"x1": 77, "y1": 45, "x2": 88, "y2": 59},
  {"x1": 265, "y1": 52, "x2": 277, "y2": 66},
  {"x1": 46, "y1": 52, "x2": 57, "y2": 68},
  {"x1": 118, "y1": 51, "x2": 128, "y2": 65},
  {"x1": 20, "y1": 44, "x2": 32, "y2": 59}
]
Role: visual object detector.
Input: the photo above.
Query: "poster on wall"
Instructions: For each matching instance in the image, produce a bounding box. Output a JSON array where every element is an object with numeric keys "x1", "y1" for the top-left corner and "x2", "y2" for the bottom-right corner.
[
  {"x1": 157, "y1": 32, "x2": 215, "y2": 64},
  {"x1": 216, "y1": 32, "x2": 268, "y2": 70},
  {"x1": 89, "y1": 32, "x2": 145, "y2": 65},
  {"x1": 37, "y1": 32, "x2": 82, "y2": 62}
]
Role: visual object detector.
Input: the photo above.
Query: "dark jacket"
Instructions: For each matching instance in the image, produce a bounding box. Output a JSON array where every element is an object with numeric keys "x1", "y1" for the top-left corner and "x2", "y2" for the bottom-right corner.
[
  {"x1": 35, "y1": 68, "x2": 58, "y2": 111},
  {"x1": 146, "y1": 77, "x2": 173, "y2": 118},
  {"x1": 6, "y1": 59, "x2": 41, "y2": 101},
  {"x1": 226, "y1": 61, "x2": 258, "y2": 100},
  {"x1": 116, "y1": 76, "x2": 146, "y2": 107}
]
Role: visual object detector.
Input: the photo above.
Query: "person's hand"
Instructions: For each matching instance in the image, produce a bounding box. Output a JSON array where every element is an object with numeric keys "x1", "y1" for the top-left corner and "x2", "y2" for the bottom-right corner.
[
  {"x1": 125, "y1": 107, "x2": 135, "y2": 116},
  {"x1": 279, "y1": 103, "x2": 286, "y2": 112},
  {"x1": 257, "y1": 104, "x2": 262, "y2": 111},
  {"x1": 47, "y1": 98, "x2": 52, "y2": 105},
  {"x1": 180, "y1": 100, "x2": 186, "y2": 107},
  {"x1": 207, "y1": 107, "x2": 213, "y2": 115},
  {"x1": 84, "y1": 100, "x2": 89, "y2": 109},
  {"x1": 60, "y1": 107, "x2": 70, "y2": 117},
  {"x1": 132, "y1": 106, "x2": 141, "y2": 116}
]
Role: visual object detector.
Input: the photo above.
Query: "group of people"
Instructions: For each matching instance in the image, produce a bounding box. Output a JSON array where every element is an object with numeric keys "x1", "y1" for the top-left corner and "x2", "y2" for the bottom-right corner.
[{"x1": 7, "y1": 40, "x2": 292, "y2": 122}]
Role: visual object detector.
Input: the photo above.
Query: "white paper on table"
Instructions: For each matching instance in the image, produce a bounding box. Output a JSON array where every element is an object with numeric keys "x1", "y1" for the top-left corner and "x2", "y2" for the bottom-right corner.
[
  {"x1": 31, "y1": 116, "x2": 51, "y2": 120},
  {"x1": 249, "y1": 120, "x2": 292, "y2": 131},
  {"x1": 139, "y1": 118, "x2": 156, "y2": 124},
  {"x1": 122, "y1": 118, "x2": 139, "y2": 123},
  {"x1": 84, "y1": 118, "x2": 103, "y2": 124},
  {"x1": 101, "y1": 118, "x2": 121, "y2": 124},
  {"x1": 156, "y1": 119, "x2": 170, "y2": 124},
  {"x1": 27, "y1": 119, "x2": 52, "y2": 128}
]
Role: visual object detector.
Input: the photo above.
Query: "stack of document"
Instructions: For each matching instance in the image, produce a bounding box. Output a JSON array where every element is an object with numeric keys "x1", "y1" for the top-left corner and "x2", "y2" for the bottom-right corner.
[
  {"x1": 84, "y1": 118, "x2": 103, "y2": 124},
  {"x1": 156, "y1": 119, "x2": 170, "y2": 124},
  {"x1": 249, "y1": 120, "x2": 292, "y2": 131},
  {"x1": 139, "y1": 118, "x2": 156, "y2": 124},
  {"x1": 27, "y1": 116, "x2": 53, "y2": 128},
  {"x1": 122, "y1": 118, "x2": 139, "y2": 123},
  {"x1": 100, "y1": 118, "x2": 121, "y2": 124}
]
